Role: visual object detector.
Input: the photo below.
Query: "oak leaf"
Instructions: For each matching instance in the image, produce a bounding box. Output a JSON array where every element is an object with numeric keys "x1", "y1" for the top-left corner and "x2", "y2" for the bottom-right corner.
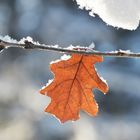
[{"x1": 40, "y1": 54, "x2": 109, "y2": 123}]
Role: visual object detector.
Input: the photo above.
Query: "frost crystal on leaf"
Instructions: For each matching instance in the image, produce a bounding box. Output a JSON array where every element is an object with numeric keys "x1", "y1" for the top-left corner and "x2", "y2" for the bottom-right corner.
[
  {"x1": 50, "y1": 54, "x2": 71, "y2": 64},
  {"x1": 75, "y1": 0, "x2": 140, "y2": 30},
  {"x1": 46, "y1": 79, "x2": 53, "y2": 86},
  {"x1": 61, "y1": 54, "x2": 71, "y2": 60}
]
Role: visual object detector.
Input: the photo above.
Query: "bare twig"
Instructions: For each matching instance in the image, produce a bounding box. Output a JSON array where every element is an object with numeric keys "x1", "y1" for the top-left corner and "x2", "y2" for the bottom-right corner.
[{"x1": 0, "y1": 39, "x2": 140, "y2": 58}]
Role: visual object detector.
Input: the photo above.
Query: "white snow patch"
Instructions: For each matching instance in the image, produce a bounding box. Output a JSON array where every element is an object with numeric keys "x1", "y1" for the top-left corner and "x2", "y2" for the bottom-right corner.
[
  {"x1": 119, "y1": 49, "x2": 132, "y2": 54},
  {"x1": 61, "y1": 54, "x2": 71, "y2": 60},
  {"x1": 75, "y1": 0, "x2": 140, "y2": 30},
  {"x1": 89, "y1": 43, "x2": 95, "y2": 50},
  {"x1": 0, "y1": 35, "x2": 18, "y2": 43},
  {"x1": 66, "y1": 44, "x2": 94, "y2": 51},
  {"x1": 50, "y1": 45, "x2": 59, "y2": 48},
  {"x1": 109, "y1": 50, "x2": 119, "y2": 53},
  {"x1": 109, "y1": 50, "x2": 132, "y2": 54},
  {"x1": 66, "y1": 45, "x2": 75, "y2": 50},
  {"x1": 50, "y1": 54, "x2": 71, "y2": 64},
  {"x1": 19, "y1": 36, "x2": 33, "y2": 44},
  {"x1": 0, "y1": 35, "x2": 41, "y2": 45},
  {"x1": 19, "y1": 36, "x2": 40, "y2": 45}
]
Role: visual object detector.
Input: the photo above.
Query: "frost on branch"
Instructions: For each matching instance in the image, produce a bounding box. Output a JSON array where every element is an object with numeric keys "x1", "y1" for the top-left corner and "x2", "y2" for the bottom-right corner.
[
  {"x1": 19, "y1": 36, "x2": 40, "y2": 45},
  {"x1": 0, "y1": 35, "x2": 41, "y2": 45},
  {"x1": 75, "y1": 0, "x2": 140, "y2": 30},
  {"x1": 0, "y1": 35, "x2": 18, "y2": 43}
]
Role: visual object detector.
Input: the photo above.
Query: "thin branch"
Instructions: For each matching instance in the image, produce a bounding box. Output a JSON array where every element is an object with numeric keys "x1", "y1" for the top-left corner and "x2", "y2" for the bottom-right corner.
[{"x1": 0, "y1": 39, "x2": 140, "y2": 58}]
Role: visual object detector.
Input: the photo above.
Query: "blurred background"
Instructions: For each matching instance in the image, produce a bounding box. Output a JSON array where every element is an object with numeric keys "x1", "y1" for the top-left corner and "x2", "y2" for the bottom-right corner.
[{"x1": 0, "y1": 0, "x2": 140, "y2": 140}]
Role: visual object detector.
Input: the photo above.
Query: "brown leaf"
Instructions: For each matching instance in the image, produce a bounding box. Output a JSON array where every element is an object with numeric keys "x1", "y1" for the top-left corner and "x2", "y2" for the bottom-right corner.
[{"x1": 40, "y1": 54, "x2": 109, "y2": 123}]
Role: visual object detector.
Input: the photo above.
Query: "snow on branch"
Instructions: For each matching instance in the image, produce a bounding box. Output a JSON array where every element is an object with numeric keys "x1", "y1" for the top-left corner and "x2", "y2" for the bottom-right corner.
[
  {"x1": 75, "y1": 0, "x2": 140, "y2": 30},
  {"x1": 0, "y1": 35, "x2": 140, "y2": 58}
]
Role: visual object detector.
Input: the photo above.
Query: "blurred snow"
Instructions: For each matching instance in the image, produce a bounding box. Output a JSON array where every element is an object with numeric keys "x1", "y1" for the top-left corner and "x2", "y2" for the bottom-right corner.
[
  {"x1": 76, "y1": 0, "x2": 140, "y2": 30},
  {"x1": 0, "y1": 119, "x2": 34, "y2": 140}
]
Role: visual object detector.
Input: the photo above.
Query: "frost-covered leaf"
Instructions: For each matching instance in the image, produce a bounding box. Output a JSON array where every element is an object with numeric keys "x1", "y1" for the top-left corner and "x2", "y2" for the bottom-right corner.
[{"x1": 40, "y1": 54, "x2": 109, "y2": 123}]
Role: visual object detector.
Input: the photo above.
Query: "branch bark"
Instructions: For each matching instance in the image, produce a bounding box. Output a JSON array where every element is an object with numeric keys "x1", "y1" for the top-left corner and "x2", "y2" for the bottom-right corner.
[{"x1": 0, "y1": 39, "x2": 140, "y2": 58}]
